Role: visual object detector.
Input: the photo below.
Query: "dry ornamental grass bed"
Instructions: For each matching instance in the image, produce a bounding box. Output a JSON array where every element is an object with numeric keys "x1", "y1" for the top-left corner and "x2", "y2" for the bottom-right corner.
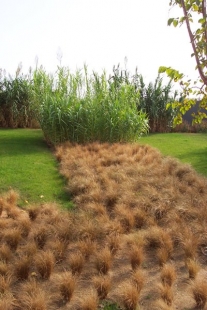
[{"x1": 1, "y1": 142, "x2": 207, "y2": 309}]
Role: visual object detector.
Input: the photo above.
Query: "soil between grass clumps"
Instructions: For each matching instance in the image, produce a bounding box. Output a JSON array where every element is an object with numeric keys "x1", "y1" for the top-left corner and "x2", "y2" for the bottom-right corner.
[{"x1": 1, "y1": 142, "x2": 207, "y2": 309}]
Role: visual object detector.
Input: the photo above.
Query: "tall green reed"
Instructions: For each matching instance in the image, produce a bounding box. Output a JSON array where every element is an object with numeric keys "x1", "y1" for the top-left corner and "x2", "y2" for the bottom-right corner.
[
  {"x1": 0, "y1": 65, "x2": 37, "y2": 128},
  {"x1": 32, "y1": 65, "x2": 149, "y2": 145},
  {"x1": 138, "y1": 74, "x2": 178, "y2": 132}
]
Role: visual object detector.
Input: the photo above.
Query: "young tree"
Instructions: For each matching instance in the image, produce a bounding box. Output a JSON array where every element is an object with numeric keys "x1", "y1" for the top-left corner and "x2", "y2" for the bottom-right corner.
[{"x1": 159, "y1": 0, "x2": 207, "y2": 124}]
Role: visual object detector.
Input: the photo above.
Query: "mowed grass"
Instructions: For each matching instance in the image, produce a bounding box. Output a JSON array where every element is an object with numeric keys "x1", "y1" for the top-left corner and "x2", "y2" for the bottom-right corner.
[
  {"x1": 139, "y1": 133, "x2": 207, "y2": 176},
  {"x1": 0, "y1": 129, "x2": 72, "y2": 208}
]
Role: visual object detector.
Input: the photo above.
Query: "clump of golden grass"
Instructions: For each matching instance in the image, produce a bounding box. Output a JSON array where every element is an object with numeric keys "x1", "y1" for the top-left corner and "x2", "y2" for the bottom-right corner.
[
  {"x1": 131, "y1": 269, "x2": 145, "y2": 293},
  {"x1": 133, "y1": 209, "x2": 148, "y2": 229},
  {"x1": 45, "y1": 239, "x2": 67, "y2": 263},
  {"x1": 106, "y1": 233, "x2": 121, "y2": 255},
  {"x1": 14, "y1": 256, "x2": 31, "y2": 281},
  {"x1": 92, "y1": 275, "x2": 111, "y2": 299},
  {"x1": 119, "y1": 282, "x2": 140, "y2": 310},
  {"x1": 158, "y1": 283, "x2": 173, "y2": 306},
  {"x1": 190, "y1": 276, "x2": 207, "y2": 309},
  {"x1": 58, "y1": 271, "x2": 76, "y2": 302},
  {"x1": 6, "y1": 189, "x2": 19, "y2": 206},
  {"x1": 153, "y1": 299, "x2": 174, "y2": 310},
  {"x1": 17, "y1": 217, "x2": 31, "y2": 238},
  {"x1": 0, "y1": 292, "x2": 16, "y2": 310},
  {"x1": 0, "y1": 244, "x2": 13, "y2": 262},
  {"x1": 20, "y1": 242, "x2": 38, "y2": 259},
  {"x1": 77, "y1": 238, "x2": 96, "y2": 259},
  {"x1": 17, "y1": 280, "x2": 49, "y2": 310},
  {"x1": 76, "y1": 289, "x2": 99, "y2": 310},
  {"x1": 0, "y1": 261, "x2": 9, "y2": 276},
  {"x1": 129, "y1": 244, "x2": 144, "y2": 270},
  {"x1": 32, "y1": 226, "x2": 48, "y2": 249},
  {"x1": 186, "y1": 258, "x2": 200, "y2": 279},
  {"x1": 156, "y1": 246, "x2": 171, "y2": 266},
  {"x1": 69, "y1": 251, "x2": 85, "y2": 275},
  {"x1": 181, "y1": 233, "x2": 198, "y2": 259},
  {"x1": 34, "y1": 251, "x2": 55, "y2": 279},
  {"x1": 145, "y1": 226, "x2": 173, "y2": 254},
  {"x1": 95, "y1": 247, "x2": 112, "y2": 275},
  {"x1": 3, "y1": 228, "x2": 22, "y2": 251},
  {"x1": 160, "y1": 264, "x2": 176, "y2": 287},
  {"x1": 113, "y1": 204, "x2": 135, "y2": 233},
  {"x1": 0, "y1": 274, "x2": 13, "y2": 294},
  {"x1": 27, "y1": 206, "x2": 40, "y2": 221}
]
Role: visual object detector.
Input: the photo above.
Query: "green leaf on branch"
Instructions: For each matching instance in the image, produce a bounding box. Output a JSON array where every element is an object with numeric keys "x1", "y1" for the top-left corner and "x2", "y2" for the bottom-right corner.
[
  {"x1": 173, "y1": 19, "x2": 179, "y2": 27},
  {"x1": 168, "y1": 18, "x2": 174, "y2": 26}
]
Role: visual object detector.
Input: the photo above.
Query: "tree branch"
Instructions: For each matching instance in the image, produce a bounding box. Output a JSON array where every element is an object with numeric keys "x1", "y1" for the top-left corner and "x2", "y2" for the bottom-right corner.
[{"x1": 181, "y1": 0, "x2": 207, "y2": 84}]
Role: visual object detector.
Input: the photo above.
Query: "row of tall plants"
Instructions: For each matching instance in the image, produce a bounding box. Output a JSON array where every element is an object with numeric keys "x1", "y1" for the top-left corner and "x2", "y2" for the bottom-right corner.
[
  {"x1": 0, "y1": 63, "x2": 180, "y2": 144},
  {"x1": 0, "y1": 65, "x2": 37, "y2": 128}
]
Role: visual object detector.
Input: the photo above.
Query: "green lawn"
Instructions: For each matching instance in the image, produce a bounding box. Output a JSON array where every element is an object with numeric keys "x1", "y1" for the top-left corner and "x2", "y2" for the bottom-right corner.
[
  {"x1": 139, "y1": 133, "x2": 207, "y2": 176},
  {"x1": 0, "y1": 129, "x2": 72, "y2": 208}
]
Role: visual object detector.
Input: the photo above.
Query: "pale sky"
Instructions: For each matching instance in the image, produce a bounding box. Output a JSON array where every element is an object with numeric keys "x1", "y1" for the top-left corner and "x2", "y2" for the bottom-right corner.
[{"x1": 0, "y1": 0, "x2": 198, "y2": 84}]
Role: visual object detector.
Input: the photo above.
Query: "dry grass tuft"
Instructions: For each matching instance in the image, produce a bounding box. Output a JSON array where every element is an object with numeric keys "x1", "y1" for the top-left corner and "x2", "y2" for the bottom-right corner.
[
  {"x1": 153, "y1": 298, "x2": 174, "y2": 310},
  {"x1": 156, "y1": 246, "x2": 171, "y2": 266},
  {"x1": 160, "y1": 264, "x2": 176, "y2": 287},
  {"x1": 69, "y1": 251, "x2": 85, "y2": 275},
  {"x1": 114, "y1": 204, "x2": 135, "y2": 233},
  {"x1": 106, "y1": 233, "x2": 121, "y2": 255},
  {"x1": 0, "y1": 292, "x2": 16, "y2": 310},
  {"x1": 27, "y1": 206, "x2": 39, "y2": 221},
  {"x1": 158, "y1": 283, "x2": 173, "y2": 306},
  {"x1": 34, "y1": 251, "x2": 55, "y2": 279},
  {"x1": 95, "y1": 247, "x2": 112, "y2": 275},
  {"x1": 131, "y1": 269, "x2": 145, "y2": 293},
  {"x1": 76, "y1": 289, "x2": 99, "y2": 310},
  {"x1": 58, "y1": 271, "x2": 76, "y2": 302},
  {"x1": 0, "y1": 261, "x2": 9, "y2": 276},
  {"x1": 6, "y1": 190, "x2": 19, "y2": 206},
  {"x1": 46, "y1": 239, "x2": 67, "y2": 263},
  {"x1": 32, "y1": 226, "x2": 48, "y2": 249},
  {"x1": 14, "y1": 256, "x2": 31, "y2": 281},
  {"x1": 186, "y1": 258, "x2": 200, "y2": 279},
  {"x1": 181, "y1": 233, "x2": 198, "y2": 259},
  {"x1": 17, "y1": 280, "x2": 49, "y2": 310},
  {"x1": 77, "y1": 238, "x2": 96, "y2": 259},
  {"x1": 190, "y1": 276, "x2": 207, "y2": 309},
  {"x1": 129, "y1": 244, "x2": 144, "y2": 270},
  {"x1": 92, "y1": 275, "x2": 111, "y2": 299},
  {"x1": 119, "y1": 282, "x2": 140, "y2": 310},
  {"x1": 0, "y1": 274, "x2": 13, "y2": 294},
  {"x1": 0, "y1": 244, "x2": 13, "y2": 262},
  {"x1": 3, "y1": 228, "x2": 21, "y2": 251}
]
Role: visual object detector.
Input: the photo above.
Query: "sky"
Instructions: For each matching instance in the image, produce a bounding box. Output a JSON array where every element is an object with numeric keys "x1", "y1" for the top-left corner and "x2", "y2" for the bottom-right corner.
[{"x1": 0, "y1": 0, "x2": 199, "y2": 85}]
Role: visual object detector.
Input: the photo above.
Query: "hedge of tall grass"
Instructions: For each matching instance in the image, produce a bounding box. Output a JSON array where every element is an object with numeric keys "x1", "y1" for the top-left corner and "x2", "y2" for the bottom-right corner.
[
  {"x1": 0, "y1": 65, "x2": 37, "y2": 128},
  {"x1": 32, "y1": 65, "x2": 149, "y2": 145},
  {"x1": 138, "y1": 74, "x2": 179, "y2": 133},
  {"x1": 0, "y1": 63, "x2": 180, "y2": 139}
]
